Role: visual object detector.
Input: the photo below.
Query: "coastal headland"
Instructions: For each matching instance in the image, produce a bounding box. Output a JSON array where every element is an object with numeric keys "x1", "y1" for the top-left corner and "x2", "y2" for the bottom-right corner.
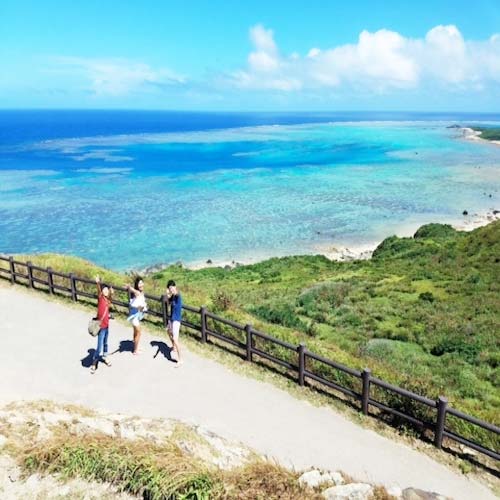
[{"x1": 462, "y1": 126, "x2": 500, "y2": 147}]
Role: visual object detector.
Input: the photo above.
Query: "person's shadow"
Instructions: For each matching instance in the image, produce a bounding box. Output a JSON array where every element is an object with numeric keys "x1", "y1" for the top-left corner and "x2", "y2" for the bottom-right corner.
[
  {"x1": 110, "y1": 340, "x2": 134, "y2": 355},
  {"x1": 150, "y1": 341, "x2": 175, "y2": 362},
  {"x1": 81, "y1": 349, "x2": 95, "y2": 368}
]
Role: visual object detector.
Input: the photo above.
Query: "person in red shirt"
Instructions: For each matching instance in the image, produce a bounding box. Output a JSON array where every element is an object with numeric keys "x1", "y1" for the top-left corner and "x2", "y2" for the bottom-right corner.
[{"x1": 91, "y1": 276, "x2": 114, "y2": 373}]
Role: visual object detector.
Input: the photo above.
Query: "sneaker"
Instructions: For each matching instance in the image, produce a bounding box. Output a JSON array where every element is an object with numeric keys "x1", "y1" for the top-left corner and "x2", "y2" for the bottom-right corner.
[
  {"x1": 90, "y1": 364, "x2": 97, "y2": 374},
  {"x1": 102, "y1": 358, "x2": 112, "y2": 367}
]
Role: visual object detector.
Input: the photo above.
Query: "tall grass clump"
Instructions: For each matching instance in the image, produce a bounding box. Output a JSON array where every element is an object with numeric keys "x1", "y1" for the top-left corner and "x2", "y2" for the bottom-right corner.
[
  {"x1": 23, "y1": 436, "x2": 219, "y2": 499},
  {"x1": 20, "y1": 435, "x2": 317, "y2": 499}
]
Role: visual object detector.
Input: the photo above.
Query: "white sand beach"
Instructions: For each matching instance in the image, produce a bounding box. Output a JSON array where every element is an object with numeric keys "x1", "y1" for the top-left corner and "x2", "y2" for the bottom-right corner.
[{"x1": 461, "y1": 127, "x2": 500, "y2": 147}]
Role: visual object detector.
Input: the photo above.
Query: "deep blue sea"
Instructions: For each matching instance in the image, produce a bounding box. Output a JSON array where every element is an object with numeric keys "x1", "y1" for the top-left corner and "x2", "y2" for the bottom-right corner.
[{"x1": 1, "y1": 110, "x2": 499, "y2": 270}]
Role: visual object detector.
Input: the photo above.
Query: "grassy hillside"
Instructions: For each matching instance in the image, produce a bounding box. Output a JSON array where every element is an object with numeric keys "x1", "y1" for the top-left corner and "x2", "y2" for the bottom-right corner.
[
  {"x1": 158, "y1": 222, "x2": 500, "y2": 435},
  {"x1": 8, "y1": 220, "x2": 500, "y2": 450}
]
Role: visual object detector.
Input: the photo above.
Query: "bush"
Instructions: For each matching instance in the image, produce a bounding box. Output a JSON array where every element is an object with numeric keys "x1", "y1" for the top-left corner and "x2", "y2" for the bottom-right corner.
[
  {"x1": 372, "y1": 236, "x2": 416, "y2": 260},
  {"x1": 250, "y1": 303, "x2": 306, "y2": 330},
  {"x1": 298, "y1": 281, "x2": 352, "y2": 310},
  {"x1": 418, "y1": 291, "x2": 435, "y2": 302},
  {"x1": 413, "y1": 223, "x2": 456, "y2": 240},
  {"x1": 211, "y1": 289, "x2": 234, "y2": 313},
  {"x1": 305, "y1": 321, "x2": 319, "y2": 337},
  {"x1": 430, "y1": 336, "x2": 481, "y2": 364}
]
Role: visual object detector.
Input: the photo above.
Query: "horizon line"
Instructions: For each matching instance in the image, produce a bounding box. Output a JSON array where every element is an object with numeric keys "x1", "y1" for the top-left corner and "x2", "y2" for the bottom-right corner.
[{"x1": 1, "y1": 108, "x2": 500, "y2": 115}]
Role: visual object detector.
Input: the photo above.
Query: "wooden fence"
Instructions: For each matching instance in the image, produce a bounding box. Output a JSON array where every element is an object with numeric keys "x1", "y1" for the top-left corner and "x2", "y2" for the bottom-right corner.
[{"x1": 0, "y1": 254, "x2": 498, "y2": 465}]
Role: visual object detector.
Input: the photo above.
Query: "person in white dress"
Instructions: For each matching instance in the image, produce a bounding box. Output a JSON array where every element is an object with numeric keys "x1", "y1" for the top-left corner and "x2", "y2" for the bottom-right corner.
[{"x1": 125, "y1": 277, "x2": 147, "y2": 355}]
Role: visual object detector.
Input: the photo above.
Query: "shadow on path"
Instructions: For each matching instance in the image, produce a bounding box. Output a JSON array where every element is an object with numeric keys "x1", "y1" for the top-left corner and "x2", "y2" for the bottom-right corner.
[
  {"x1": 151, "y1": 340, "x2": 175, "y2": 362},
  {"x1": 110, "y1": 340, "x2": 134, "y2": 355},
  {"x1": 81, "y1": 349, "x2": 95, "y2": 368}
]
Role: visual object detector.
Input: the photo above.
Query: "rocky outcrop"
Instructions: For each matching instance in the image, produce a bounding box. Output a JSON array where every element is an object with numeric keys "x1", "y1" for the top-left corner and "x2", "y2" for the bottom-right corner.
[
  {"x1": 402, "y1": 487, "x2": 448, "y2": 500},
  {"x1": 322, "y1": 482, "x2": 373, "y2": 499},
  {"x1": 298, "y1": 469, "x2": 345, "y2": 488},
  {"x1": 0, "y1": 401, "x2": 251, "y2": 471}
]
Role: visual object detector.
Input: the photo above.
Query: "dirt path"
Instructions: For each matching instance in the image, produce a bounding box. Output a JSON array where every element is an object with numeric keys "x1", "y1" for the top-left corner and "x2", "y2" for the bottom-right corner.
[{"x1": 0, "y1": 284, "x2": 495, "y2": 499}]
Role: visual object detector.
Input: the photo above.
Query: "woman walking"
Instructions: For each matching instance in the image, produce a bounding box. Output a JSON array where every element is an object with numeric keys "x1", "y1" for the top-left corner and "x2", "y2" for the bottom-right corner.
[
  {"x1": 91, "y1": 276, "x2": 113, "y2": 374},
  {"x1": 126, "y1": 277, "x2": 147, "y2": 355}
]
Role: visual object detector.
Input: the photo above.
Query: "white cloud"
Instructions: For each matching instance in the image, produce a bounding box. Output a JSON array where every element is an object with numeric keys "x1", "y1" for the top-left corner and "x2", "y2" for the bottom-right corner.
[
  {"x1": 232, "y1": 24, "x2": 302, "y2": 91},
  {"x1": 474, "y1": 34, "x2": 500, "y2": 82},
  {"x1": 231, "y1": 24, "x2": 500, "y2": 93},
  {"x1": 51, "y1": 56, "x2": 185, "y2": 96},
  {"x1": 247, "y1": 24, "x2": 280, "y2": 73},
  {"x1": 248, "y1": 51, "x2": 279, "y2": 72},
  {"x1": 250, "y1": 24, "x2": 278, "y2": 54},
  {"x1": 421, "y1": 25, "x2": 468, "y2": 83}
]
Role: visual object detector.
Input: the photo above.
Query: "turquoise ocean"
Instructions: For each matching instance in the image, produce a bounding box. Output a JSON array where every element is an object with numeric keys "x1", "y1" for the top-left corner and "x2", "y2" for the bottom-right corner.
[{"x1": 0, "y1": 111, "x2": 499, "y2": 270}]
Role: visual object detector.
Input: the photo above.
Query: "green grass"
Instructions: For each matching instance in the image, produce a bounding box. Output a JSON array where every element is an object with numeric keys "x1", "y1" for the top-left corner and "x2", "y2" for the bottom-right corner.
[
  {"x1": 3, "y1": 220, "x2": 499, "y2": 452},
  {"x1": 21, "y1": 435, "x2": 317, "y2": 499},
  {"x1": 23, "y1": 436, "x2": 219, "y2": 499}
]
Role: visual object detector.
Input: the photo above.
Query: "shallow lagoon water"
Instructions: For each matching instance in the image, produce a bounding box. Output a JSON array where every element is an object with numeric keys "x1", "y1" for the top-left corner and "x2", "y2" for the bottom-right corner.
[{"x1": 0, "y1": 112, "x2": 499, "y2": 270}]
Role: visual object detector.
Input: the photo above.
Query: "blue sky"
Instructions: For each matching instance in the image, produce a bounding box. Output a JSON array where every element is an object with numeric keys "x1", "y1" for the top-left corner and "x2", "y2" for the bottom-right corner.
[{"x1": 1, "y1": 0, "x2": 499, "y2": 111}]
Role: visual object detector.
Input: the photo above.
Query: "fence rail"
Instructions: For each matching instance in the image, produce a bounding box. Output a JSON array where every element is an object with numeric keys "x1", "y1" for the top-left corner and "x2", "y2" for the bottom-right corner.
[{"x1": 0, "y1": 254, "x2": 498, "y2": 465}]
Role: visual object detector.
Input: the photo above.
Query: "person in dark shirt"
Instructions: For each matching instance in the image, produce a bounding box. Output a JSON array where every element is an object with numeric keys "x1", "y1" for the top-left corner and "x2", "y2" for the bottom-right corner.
[{"x1": 166, "y1": 279, "x2": 183, "y2": 366}]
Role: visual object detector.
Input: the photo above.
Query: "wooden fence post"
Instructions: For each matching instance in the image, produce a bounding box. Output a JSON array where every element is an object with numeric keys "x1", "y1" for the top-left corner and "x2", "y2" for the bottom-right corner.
[
  {"x1": 47, "y1": 267, "x2": 54, "y2": 294},
  {"x1": 361, "y1": 368, "x2": 371, "y2": 415},
  {"x1": 200, "y1": 306, "x2": 207, "y2": 343},
  {"x1": 69, "y1": 273, "x2": 77, "y2": 301},
  {"x1": 435, "y1": 396, "x2": 448, "y2": 449},
  {"x1": 298, "y1": 343, "x2": 306, "y2": 386},
  {"x1": 27, "y1": 261, "x2": 34, "y2": 288},
  {"x1": 245, "y1": 324, "x2": 253, "y2": 362},
  {"x1": 9, "y1": 256, "x2": 15, "y2": 284},
  {"x1": 161, "y1": 295, "x2": 168, "y2": 328}
]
